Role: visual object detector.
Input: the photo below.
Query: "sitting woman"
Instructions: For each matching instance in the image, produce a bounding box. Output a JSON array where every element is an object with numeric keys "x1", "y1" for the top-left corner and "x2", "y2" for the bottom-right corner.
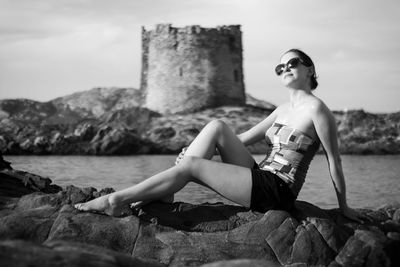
[{"x1": 75, "y1": 49, "x2": 366, "y2": 223}]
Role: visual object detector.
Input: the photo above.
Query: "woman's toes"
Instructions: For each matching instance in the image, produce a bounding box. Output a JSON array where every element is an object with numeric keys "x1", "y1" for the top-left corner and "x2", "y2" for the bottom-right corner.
[{"x1": 130, "y1": 201, "x2": 146, "y2": 210}]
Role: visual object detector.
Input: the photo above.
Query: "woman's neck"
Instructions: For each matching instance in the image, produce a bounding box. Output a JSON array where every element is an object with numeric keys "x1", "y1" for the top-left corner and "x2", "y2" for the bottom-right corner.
[{"x1": 288, "y1": 88, "x2": 313, "y2": 108}]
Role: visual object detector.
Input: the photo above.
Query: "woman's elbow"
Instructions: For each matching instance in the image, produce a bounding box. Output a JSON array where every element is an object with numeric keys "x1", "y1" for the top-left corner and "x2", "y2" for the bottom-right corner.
[{"x1": 238, "y1": 133, "x2": 251, "y2": 146}]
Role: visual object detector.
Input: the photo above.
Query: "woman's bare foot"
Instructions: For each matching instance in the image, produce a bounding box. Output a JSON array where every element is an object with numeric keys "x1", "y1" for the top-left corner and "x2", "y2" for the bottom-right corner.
[{"x1": 74, "y1": 194, "x2": 130, "y2": 217}]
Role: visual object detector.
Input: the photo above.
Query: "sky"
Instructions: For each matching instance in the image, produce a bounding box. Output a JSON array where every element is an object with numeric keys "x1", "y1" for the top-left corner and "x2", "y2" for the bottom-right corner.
[{"x1": 0, "y1": 0, "x2": 399, "y2": 113}]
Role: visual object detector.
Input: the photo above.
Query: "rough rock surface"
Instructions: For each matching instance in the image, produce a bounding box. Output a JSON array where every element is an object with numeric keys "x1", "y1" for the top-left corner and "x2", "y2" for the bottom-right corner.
[
  {"x1": 0, "y1": 162, "x2": 399, "y2": 266},
  {"x1": 1, "y1": 87, "x2": 398, "y2": 155}
]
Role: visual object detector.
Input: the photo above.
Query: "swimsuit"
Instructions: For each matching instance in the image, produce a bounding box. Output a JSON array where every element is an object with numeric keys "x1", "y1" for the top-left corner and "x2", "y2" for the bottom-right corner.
[{"x1": 250, "y1": 122, "x2": 320, "y2": 212}]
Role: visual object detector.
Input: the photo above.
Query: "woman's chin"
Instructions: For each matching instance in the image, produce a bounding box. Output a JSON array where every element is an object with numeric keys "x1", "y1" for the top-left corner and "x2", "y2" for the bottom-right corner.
[
  {"x1": 282, "y1": 75, "x2": 294, "y2": 83},
  {"x1": 283, "y1": 80, "x2": 295, "y2": 88}
]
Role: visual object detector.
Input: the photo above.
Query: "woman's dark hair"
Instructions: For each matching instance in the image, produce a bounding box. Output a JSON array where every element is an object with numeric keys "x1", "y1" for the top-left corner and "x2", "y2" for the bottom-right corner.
[{"x1": 284, "y1": 48, "x2": 318, "y2": 90}]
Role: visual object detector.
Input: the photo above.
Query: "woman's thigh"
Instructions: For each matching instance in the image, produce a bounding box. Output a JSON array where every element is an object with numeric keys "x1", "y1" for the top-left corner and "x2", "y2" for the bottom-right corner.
[
  {"x1": 184, "y1": 156, "x2": 253, "y2": 208},
  {"x1": 216, "y1": 121, "x2": 255, "y2": 168},
  {"x1": 192, "y1": 120, "x2": 255, "y2": 168}
]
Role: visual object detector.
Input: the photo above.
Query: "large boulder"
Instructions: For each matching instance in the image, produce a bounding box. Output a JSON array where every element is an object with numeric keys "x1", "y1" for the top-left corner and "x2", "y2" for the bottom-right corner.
[{"x1": 0, "y1": 168, "x2": 399, "y2": 266}]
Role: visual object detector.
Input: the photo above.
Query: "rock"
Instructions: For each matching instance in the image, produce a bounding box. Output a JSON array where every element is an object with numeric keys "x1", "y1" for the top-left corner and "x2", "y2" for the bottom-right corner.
[
  {"x1": 46, "y1": 205, "x2": 140, "y2": 253},
  {"x1": 73, "y1": 122, "x2": 96, "y2": 141},
  {"x1": 136, "y1": 201, "x2": 260, "y2": 232},
  {"x1": 335, "y1": 109, "x2": 400, "y2": 154},
  {"x1": 0, "y1": 136, "x2": 7, "y2": 152},
  {"x1": 15, "y1": 185, "x2": 93, "y2": 211},
  {"x1": 89, "y1": 126, "x2": 154, "y2": 155},
  {"x1": 290, "y1": 222, "x2": 336, "y2": 266},
  {"x1": 227, "y1": 209, "x2": 289, "y2": 245},
  {"x1": 387, "y1": 232, "x2": 400, "y2": 241},
  {"x1": 0, "y1": 154, "x2": 12, "y2": 170},
  {"x1": 0, "y1": 239, "x2": 163, "y2": 267},
  {"x1": 0, "y1": 205, "x2": 59, "y2": 243},
  {"x1": 393, "y1": 208, "x2": 400, "y2": 222},
  {"x1": 306, "y1": 217, "x2": 352, "y2": 253},
  {"x1": 132, "y1": 221, "x2": 278, "y2": 266},
  {"x1": 379, "y1": 202, "x2": 400, "y2": 220},
  {"x1": 100, "y1": 106, "x2": 160, "y2": 132},
  {"x1": 365, "y1": 208, "x2": 391, "y2": 223},
  {"x1": 52, "y1": 87, "x2": 143, "y2": 118},
  {"x1": 245, "y1": 93, "x2": 276, "y2": 111},
  {"x1": 334, "y1": 230, "x2": 391, "y2": 267},
  {"x1": 0, "y1": 168, "x2": 399, "y2": 266},
  {"x1": 20, "y1": 138, "x2": 33, "y2": 151},
  {"x1": 133, "y1": 203, "x2": 277, "y2": 266},
  {"x1": 266, "y1": 215, "x2": 299, "y2": 264},
  {"x1": 382, "y1": 220, "x2": 400, "y2": 233},
  {"x1": 0, "y1": 169, "x2": 61, "y2": 198},
  {"x1": 200, "y1": 259, "x2": 281, "y2": 267}
]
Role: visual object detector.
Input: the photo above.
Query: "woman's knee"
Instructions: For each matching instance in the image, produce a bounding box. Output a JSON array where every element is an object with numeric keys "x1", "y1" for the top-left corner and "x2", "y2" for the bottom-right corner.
[
  {"x1": 205, "y1": 119, "x2": 228, "y2": 137},
  {"x1": 177, "y1": 156, "x2": 201, "y2": 180},
  {"x1": 207, "y1": 119, "x2": 227, "y2": 130}
]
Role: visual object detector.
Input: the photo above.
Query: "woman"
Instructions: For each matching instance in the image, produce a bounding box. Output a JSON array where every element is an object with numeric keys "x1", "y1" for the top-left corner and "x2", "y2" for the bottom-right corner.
[{"x1": 75, "y1": 49, "x2": 366, "y2": 223}]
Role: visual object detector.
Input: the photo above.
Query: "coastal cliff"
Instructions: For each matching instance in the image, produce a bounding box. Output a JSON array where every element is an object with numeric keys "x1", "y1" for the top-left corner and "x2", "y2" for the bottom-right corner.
[
  {"x1": 0, "y1": 157, "x2": 399, "y2": 266},
  {"x1": 0, "y1": 87, "x2": 398, "y2": 155}
]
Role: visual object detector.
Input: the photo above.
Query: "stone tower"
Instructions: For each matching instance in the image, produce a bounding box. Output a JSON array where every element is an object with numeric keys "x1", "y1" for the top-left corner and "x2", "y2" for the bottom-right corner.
[{"x1": 140, "y1": 24, "x2": 246, "y2": 114}]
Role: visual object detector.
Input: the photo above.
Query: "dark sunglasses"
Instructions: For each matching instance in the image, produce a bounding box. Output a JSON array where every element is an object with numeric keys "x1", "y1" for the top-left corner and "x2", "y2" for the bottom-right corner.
[{"x1": 275, "y1": 57, "x2": 310, "y2": 76}]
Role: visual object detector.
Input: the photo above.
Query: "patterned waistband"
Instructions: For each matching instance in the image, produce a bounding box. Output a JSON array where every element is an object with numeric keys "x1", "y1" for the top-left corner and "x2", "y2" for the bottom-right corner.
[{"x1": 260, "y1": 165, "x2": 292, "y2": 184}]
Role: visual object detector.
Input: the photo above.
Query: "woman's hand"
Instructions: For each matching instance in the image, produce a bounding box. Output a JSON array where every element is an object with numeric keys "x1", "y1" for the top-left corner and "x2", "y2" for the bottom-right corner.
[
  {"x1": 341, "y1": 206, "x2": 372, "y2": 224},
  {"x1": 175, "y1": 147, "x2": 188, "y2": 165}
]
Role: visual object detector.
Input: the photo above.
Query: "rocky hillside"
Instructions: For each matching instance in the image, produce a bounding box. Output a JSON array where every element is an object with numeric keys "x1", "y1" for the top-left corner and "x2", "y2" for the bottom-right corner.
[{"x1": 0, "y1": 87, "x2": 398, "y2": 155}]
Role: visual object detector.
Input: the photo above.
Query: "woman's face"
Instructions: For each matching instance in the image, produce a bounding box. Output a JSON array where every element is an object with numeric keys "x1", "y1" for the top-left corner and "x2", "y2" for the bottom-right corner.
[{"x1": 278, "y1": 52, "x2": 312, "y2": 89}]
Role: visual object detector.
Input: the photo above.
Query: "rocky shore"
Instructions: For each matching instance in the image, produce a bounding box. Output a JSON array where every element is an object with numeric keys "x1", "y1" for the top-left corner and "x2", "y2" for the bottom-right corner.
[
  {"x1": 0, "y1": 87, "x2": 399, "y2": 155},
  {"x1": 0, "y1": 156, "x2": 399, "y2": 266}
]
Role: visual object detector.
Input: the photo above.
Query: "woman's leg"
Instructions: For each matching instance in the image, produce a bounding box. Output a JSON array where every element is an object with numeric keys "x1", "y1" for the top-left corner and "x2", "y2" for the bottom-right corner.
[
  {"x1": 75, "y1": 120, "x2": 256, "y2": 215},
  {"x1": 150, "y1": 119, "x2": 255, "y2": 205},
  {"x1": 184, "y1": 120, "x2": 255, "y2": 167},
  {"x1": 75, "y1": 156, "x2": 252, "y2": 216}
]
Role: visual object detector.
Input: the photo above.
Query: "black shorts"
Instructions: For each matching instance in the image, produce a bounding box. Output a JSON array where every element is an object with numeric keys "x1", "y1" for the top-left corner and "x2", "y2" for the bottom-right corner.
[{"x1": 250, "y1": 162, "x2": 296, "y2": 213}]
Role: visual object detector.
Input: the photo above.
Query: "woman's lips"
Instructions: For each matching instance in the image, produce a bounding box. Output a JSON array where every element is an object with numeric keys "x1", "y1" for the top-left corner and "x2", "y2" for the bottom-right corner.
[{"x1": 283, "y1": 73, "x2": 293, "y2": 78}]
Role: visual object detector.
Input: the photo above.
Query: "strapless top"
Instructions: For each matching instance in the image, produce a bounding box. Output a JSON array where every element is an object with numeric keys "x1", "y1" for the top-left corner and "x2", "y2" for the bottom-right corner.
[{"x1": 258, "y1": 122, "x2": 320, "y2": 197}]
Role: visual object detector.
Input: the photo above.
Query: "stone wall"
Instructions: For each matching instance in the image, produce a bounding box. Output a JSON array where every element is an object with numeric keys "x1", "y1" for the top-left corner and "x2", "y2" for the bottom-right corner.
[{"x1": 141, "y1": 24, "x2": 246, "y2": 114}]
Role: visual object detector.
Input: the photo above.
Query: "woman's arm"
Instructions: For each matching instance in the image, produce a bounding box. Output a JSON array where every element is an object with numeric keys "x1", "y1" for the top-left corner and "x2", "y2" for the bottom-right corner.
[
  {"x1": 237, "y1": 105, "x2": 281, "y2": 146},
  {"x1": 312, "y1": 101, "x2": 368, "y2": 223}
]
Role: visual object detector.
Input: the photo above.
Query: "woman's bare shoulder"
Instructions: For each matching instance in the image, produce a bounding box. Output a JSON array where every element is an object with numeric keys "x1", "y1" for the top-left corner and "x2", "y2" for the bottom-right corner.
[
  {"x1": 275, "y1": 102, "x2": 290, "y2": 113},
  {"x1": 308, "y1": 96, "x2": 335, "y2": 121},
  {"x1": 308, "y1": 96, "x2": 330, "y2": 112}
]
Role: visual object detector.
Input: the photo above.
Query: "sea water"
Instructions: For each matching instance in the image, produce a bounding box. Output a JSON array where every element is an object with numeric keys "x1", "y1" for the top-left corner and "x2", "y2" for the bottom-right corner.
[{"x1": 5, "y1": 155, "x2": 400, "y2": 209}]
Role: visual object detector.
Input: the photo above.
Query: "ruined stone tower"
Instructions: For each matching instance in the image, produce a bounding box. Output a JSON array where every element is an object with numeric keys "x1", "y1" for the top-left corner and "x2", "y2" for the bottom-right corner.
[{"x1": 140, "y1": 24, "x2": 246, "y2": 114}]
